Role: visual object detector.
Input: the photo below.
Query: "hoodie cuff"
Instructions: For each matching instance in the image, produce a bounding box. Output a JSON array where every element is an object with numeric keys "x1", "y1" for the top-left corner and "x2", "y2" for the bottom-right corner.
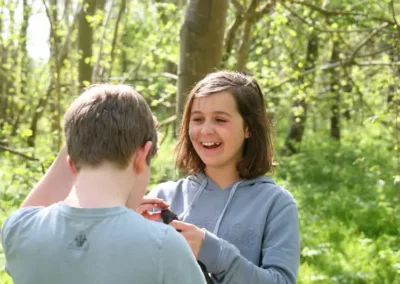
[{"x1": 197, "y1": 230, "x2": 222, "y2": 274}]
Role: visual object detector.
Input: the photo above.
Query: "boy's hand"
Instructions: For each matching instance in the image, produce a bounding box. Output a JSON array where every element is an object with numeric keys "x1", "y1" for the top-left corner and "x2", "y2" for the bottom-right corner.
[
  {"x1": 170, "y1": 220, "x2": 205, "y2": 258},
  {"x1": 135, "y1": 197, "x2": 169, "y2": 221}
]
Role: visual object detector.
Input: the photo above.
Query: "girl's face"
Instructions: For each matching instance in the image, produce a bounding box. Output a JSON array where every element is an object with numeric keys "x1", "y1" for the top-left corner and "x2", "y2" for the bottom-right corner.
[{"x1": 188, "y1": 91, "x2": 249, "y2": 173}]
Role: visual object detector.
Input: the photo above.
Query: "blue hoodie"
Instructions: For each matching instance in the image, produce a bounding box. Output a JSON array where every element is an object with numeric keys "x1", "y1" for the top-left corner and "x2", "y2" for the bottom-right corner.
[{"x1": 148, "y1": 173, "x2": 300, "y2": 284}]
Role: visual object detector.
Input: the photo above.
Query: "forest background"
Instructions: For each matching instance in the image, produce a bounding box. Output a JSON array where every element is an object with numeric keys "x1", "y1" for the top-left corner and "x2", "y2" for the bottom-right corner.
[{"x1": 0, "y1": 0, "x2": 399, "y2": 283}]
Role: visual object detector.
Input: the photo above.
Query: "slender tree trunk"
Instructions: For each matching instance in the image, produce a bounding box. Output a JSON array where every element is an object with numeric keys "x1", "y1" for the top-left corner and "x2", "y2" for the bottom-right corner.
[
  {"x1": 176, "y1": 0, "x2": 229, "y2": 132},
  {"x1": 282, "y1": 32, "x2": 319, "y2": 155},
  {"x1": 28, "y1": 5, "x2": 82, "y2": 147},
  {"x1": 91, "y1": 0, "x2": 108, "y2": 82},
  {"x1": 222, "y1": 7, "x2": 243, "y2": 65},
  {"x1": 0, "y1": 4, "x2": 6, "y2": 128},
  {"x1": 11, "y1": 0, "x2": 31, "y2": 136},
  {"x1": 107, "y1": 0, "x2": 126, "y2": 78},
  {"x1": 78, "y1": 0, "x2": 96, "y2": 89},
  {"x1": 330, "y1": 42, "x2": 340, "y2": 140}
]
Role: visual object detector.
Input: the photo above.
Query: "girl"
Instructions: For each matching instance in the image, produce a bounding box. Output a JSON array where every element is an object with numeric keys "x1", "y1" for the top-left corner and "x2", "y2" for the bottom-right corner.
[{"x1": 148, "y1": 71, "x2": 300, "y2": 283}]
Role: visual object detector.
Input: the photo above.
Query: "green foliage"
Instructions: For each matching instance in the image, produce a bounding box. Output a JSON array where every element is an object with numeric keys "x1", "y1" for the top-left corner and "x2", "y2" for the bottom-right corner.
[
  {"x1": 274, "y1": 129, "x2": 400, "y2": 283},
  {"x1": 1, "y1": 0, "x2": 400, "y2": 283}
]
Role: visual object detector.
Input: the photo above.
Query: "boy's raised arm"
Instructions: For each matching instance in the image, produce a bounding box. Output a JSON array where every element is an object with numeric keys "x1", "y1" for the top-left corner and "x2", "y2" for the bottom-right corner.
[{"x1": 21, "y1": 145, "x2": 74, "y2": 208}]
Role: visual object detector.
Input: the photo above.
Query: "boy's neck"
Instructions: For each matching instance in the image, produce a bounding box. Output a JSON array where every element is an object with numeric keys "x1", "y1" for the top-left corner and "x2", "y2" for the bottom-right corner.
[
  {"x1": 64, "y1": 165, "x2": 137, "y2": 208},
  {"x1": 205, "y1": 164, "x2": 242, "y2": 189}
]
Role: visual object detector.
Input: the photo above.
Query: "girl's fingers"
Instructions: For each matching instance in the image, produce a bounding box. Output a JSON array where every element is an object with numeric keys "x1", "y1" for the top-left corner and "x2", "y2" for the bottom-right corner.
[
  {"x1": 141, "y1": 197, "x2": 169, "y2": 208},
  {"x1": 145, "y1": 211, "x2": 162, "y2": 221},
  {"x1": 170, "y1": 220, "x2": 192, "y2": 231},
  {"x1": 136, "y1": 204, "x2": 155, "y2": 214}
]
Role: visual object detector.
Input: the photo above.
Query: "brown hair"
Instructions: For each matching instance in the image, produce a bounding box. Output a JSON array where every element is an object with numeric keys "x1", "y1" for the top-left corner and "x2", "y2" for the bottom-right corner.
[
  {"x1": 64, "y1": 84, "x2": 158, "y2": 170},
  {"x1": 175, "y1": 71, "x2": 274, "y2": 179}
]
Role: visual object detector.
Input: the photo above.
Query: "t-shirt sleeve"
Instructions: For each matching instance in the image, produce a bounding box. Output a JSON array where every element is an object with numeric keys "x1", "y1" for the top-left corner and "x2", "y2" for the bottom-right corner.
[
  {"x1": 161, "y1": 227, "x2": 206, "y2": 284},
  {"x1": 1, "y1": 207, "x2": 42, "y2": 274}
]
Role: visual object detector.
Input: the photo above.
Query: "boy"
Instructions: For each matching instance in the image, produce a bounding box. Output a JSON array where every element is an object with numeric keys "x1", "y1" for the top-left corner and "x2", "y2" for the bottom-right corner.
[{"x1": 1, "y1": 84, "x2": 206, "y2": 284}]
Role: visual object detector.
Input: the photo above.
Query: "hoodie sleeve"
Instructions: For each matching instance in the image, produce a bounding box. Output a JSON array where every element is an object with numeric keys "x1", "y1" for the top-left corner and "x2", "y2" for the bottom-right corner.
[{"x1": 197, "y1": 203, "x2": 300, "y2": 284}]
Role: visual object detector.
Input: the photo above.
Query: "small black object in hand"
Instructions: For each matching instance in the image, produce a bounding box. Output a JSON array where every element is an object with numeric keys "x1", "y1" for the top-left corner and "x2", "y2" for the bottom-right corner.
[
  {"x1": 161, "y1": 209, "x2": 179, "y2": 224},
  {"x1": 159, "y1": 209, "x2": 214, "y2": 284}
]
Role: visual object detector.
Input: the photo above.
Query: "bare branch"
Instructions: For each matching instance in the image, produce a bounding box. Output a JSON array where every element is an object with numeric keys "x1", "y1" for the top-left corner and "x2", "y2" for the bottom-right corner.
[
  {"x1": 267, "y1": 60, "x2": 400, "y2": 92},
  {"x1": 0, "y1": 144, "x2": 38, "y2": 161},
  {"x1": 108, "y1": 0, "x2": 127, "y2": 77},
  {"x1": 349, "y1": 22, "x2": 389, "y2": 62},
  {"x1": 92, "y1": 0, "x2": 116, "y2": 82},
  {"x1": 231, "y1": 0, "x2": 244, "y2": 13},
  {"x1": 389, "y1": 0, "x2": 400, "y2": 38},
  {"x1": 356, "y1": 46, "x2": 395, "y2": 58},
  {"x1": 223, "y1": 5, "x2": 244, "y2": 63},
  {"x1": 355, "y1": 61, "x2": 400, "y2": 66},
  {"x1": 255, "y1": 0, "x2": 274, "y2": 19},
  {"x1": 285, "y1": 0, "x2": 396, "y2": 24},
  {"x1": 159, "y1": 115, "x2": 177, "y2": 127}
]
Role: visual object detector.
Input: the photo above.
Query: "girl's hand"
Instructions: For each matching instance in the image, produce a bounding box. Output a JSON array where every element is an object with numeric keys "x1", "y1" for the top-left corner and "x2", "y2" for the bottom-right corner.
[
  {"x1": 170, "y1": 220, "x2": 205, "y2": 258},
  {"x1": 135, "y1": 197, "x2": 169, "y2": 221}
]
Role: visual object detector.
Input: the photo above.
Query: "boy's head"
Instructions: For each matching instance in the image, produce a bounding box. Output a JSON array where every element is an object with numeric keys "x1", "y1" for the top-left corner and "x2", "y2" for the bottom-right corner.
[{"x1": 64, "y1": 84, "x2": 158, "y2": 173}]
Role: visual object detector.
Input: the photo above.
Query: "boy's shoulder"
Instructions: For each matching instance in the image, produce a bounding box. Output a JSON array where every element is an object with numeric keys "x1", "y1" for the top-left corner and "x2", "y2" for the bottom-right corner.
[
  {"x1": 1, "y1": 206, "x2": 44, "y2": 249},
  {"x1": 1, "y1": 206, "x2": 43, "y2": 234}
]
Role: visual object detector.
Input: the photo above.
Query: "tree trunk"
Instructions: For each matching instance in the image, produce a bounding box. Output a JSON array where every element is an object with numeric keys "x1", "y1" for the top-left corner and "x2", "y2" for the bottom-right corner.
[
  {"x1": 0, "y1": 11, "x2": 6, "y2": 128},
  {"x1": 282, "y1": 32, "x2": 319, "y2": 156},
  {"x1": 78, "y1": 0, "x2": 96, "y2": 89},
  {"x1": 329, "y1": 42, "x2": 340, "y2": 140},
  {"x1": 28, "y1": 6, "x2": 82, "y2": 147},
  {"x1": 222, "y1": 7, "x2": 243, "y2": 66},
  {"x1": 106, "y1": 0, "x2": 126, "y2": 78},
  {"x1": 12, "y1": 0, "x2": 31, "y2": 136},
  {"x1": 236, "y1": 0, "x2": 259, "y2": 72},
  {"x1": 176, "y1": 0, "x2": 229, "y2": 132}
]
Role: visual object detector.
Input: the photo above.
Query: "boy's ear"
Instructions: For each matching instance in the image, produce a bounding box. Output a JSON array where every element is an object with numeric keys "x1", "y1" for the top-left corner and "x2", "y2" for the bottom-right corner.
[
  {"x1": 66, "y1": 156, "x2": 78, "y2": 176},
  {"x1": 245, "y1": 126, "x2": 251, "y2": 139},
  {"x1": 133, "y1": 141, "x2": 152, "y2": 173}
]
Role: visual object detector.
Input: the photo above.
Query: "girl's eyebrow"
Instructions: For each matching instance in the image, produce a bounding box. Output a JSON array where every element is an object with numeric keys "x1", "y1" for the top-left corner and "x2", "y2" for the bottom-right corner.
[{"x1": 191, "y1": 110, "x2": 232, "y2": 117}]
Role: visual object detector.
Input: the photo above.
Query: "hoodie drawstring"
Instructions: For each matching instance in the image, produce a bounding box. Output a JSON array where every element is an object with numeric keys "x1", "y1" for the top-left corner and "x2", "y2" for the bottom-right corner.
[
  {"x1": 179, "y1": 178, "x2": 207, "y2": 221},
  {"x1": 213, "y1": 181, "x2": 243, "y2": 235}
]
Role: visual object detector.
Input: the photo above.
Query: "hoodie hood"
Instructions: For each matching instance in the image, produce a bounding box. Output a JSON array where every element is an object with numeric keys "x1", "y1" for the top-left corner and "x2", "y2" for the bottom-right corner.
[
  {"x1": 181, "y1": 172, "x2": 276, "y2": 235},
  {"x1": 188, "y1": 172, "x2": 275, "y2": 191}
]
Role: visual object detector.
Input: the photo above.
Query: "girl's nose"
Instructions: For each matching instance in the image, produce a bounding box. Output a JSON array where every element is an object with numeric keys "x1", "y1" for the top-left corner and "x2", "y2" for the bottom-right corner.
[{"x1": 200, "y1": 121, "x2": 215, "y2": 135}]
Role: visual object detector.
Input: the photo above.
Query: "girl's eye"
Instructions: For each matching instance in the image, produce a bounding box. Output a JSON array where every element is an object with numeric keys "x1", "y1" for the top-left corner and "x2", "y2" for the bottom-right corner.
[
  {"x1": 216, "y1": 118, "x2": 227, "y2": 123},
  {"x1": 191, "y1": 117, "x2": 203, "y2": 122}
]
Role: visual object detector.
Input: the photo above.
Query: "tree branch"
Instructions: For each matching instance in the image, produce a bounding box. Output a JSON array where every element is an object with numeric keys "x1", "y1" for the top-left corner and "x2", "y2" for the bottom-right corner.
[
  {"x1": 349, "y1": 22, "x2": 389, "y2": 62},
  {"x1": 286, "y1": 0, "x2": 396, "y2": 24},
  {"x1": 223, "y1": 3, "x2": 244, "y2": 63},
  {"x1": 231, "y1": 0, "x2": 244, "y2": 13},
  {"x1": 282, "y1": 2, "x2": 381, "y2": 34},
  {"x1": 389, "y1": 0, "x2": 400, "y2": 39},
  {"x1": 0, "y1": 145, "x2": 38, "y2": 161},
  {"x1": 267, "y1": 60, "x2": 400, "y2": 92},
  {"x1": 108, "y1": 0, "x2": 126, "y2": 77},
  {"x1": 356, "y1": 46, "x2": 395, "y2": 58},
  {"x1": 255, "y1": 0, "x2": 275, "y2": 18},
  {"x1": 92, "y1": 0, "x2": 116, "y2": 82}
]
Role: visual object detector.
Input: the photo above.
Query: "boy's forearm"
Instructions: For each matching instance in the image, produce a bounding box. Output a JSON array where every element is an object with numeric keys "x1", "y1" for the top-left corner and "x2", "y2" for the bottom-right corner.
[{"x1": 21, "y1": 145, "x2": 74, "y2": 207}]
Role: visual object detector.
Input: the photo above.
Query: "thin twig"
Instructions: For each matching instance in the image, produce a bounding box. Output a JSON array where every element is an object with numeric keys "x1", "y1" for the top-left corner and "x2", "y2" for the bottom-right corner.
[
  {"x1": 286, "y1": 0, "x2": 395, "y2": 24},
  {"x1": 0, "y1": 145, "x2": 38, "y2": 161},
  {"x1": 348, "y1": 22, "x2": 389, "y2": 62},
  {"x1": 267, "y1": 60, "x2": 400, "y2": 92}
]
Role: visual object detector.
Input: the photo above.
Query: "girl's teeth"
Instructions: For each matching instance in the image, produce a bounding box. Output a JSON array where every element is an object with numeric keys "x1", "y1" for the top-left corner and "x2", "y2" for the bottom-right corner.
[{"x1": 202, "y1": 142, "x2": 220, "y2": 146}]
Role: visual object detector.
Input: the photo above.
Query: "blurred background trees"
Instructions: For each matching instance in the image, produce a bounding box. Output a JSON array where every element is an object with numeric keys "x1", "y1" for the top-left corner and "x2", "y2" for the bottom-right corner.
[{"x1": 1, "y1": 0, "x2": 399, "y2": 282}]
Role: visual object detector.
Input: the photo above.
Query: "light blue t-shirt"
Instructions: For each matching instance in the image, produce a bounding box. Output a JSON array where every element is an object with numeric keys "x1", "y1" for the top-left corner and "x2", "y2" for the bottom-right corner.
[
  {"x1": 148, "y1": 173, "x2": 300, "y2": 284},
  {"x1": 1, "y1": 202, "x2": 206, "y2": 284}
]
